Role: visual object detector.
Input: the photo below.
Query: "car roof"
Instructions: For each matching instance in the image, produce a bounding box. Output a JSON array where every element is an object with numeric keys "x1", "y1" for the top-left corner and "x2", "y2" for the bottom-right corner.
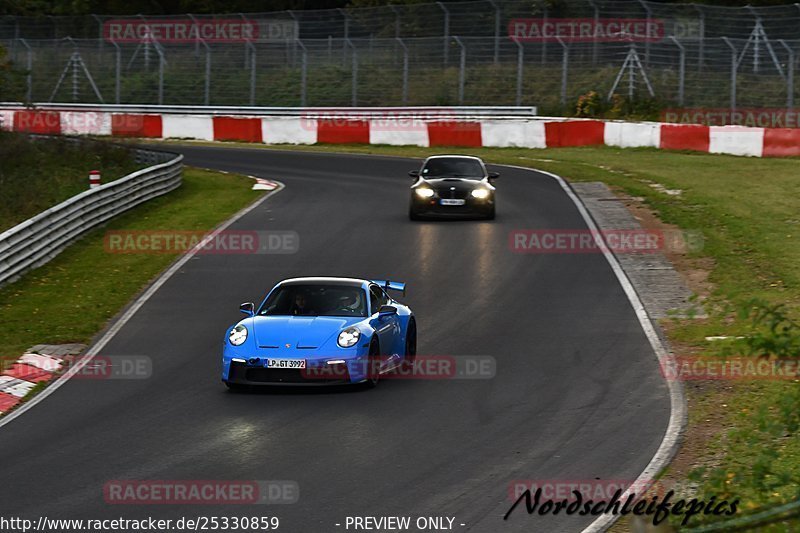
[
  {"x1": 278, "y1": 277, "x2": 368, "y2": 288},
  {"x1": 424, "y1": 155, "x2": 484, "y2": 162}
]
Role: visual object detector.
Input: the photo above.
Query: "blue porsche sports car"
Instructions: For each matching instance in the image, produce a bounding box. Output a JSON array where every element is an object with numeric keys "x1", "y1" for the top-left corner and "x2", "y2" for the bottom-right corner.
[{"x1": 222, "y1": 277, "x2": 416, "y2": 389}]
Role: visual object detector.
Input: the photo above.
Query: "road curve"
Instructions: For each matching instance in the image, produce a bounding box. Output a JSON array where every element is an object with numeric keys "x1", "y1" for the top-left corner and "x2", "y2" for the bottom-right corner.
[{"x1": 0, "y1": 146, "x2": 671, "y2": 532}]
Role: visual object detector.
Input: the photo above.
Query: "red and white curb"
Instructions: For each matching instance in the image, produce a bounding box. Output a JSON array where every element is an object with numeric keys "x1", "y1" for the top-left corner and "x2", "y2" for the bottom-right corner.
[
  {"x1": 249, "y1": 176, "x2": 279, "y2": 191},
  {"x1": 2, "y1": 107, "x2": 798, "y2": 157},
  {"x1": 0, "y1": 344, "x2": 85, "y2": 415}
]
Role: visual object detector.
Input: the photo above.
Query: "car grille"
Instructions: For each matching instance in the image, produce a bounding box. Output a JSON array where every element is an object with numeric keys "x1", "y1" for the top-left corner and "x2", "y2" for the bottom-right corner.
[{"x1": 437, "y1": 187, "x2": 469, "y2": 200}]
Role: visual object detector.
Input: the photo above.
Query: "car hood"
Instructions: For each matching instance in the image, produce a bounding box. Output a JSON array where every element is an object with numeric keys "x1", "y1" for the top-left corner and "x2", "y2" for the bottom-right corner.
[
  {"x1": 251, "y1": 315, "x2": 362, "y2": 349},
  {"x1": 422, "y1": 178, "x2": 486, "y2": 191}
]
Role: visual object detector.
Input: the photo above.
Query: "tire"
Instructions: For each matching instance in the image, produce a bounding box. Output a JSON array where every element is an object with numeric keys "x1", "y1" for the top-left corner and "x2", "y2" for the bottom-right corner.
[
  {"x1": 486, "y1": 206, "x2": 496, "y2": 220},
  {"x1": 404, "y1": 319, "x2": 417, "y2": 369},
  {"x1": 409, "y1": 208, "x2": 421, "y2": 221},
  {"x1": 364, "y1": 339, "x2": 381, "y2": 388}
]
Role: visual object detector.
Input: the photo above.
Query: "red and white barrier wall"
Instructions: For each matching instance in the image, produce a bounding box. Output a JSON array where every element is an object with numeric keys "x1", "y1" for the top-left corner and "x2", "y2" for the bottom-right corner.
[{"x1": 3, "y1": 108, "x2": 799, "y2": 157}]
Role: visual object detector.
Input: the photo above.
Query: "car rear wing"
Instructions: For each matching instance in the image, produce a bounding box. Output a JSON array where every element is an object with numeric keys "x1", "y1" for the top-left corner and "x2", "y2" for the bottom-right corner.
[{"x1": 371, "y1": 280, "x2": 406, "y2": 296}]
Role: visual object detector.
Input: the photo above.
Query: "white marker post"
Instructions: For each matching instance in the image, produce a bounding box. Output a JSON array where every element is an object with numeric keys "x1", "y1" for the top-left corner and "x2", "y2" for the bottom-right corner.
[{"x1": 89, "y1": 170, "x2": 101, "y2": 189}]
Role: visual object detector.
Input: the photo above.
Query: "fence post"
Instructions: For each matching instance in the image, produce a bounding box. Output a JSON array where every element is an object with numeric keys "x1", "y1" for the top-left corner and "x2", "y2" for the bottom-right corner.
[
  {"x1": 453, "y1": 36, "x2": 466, "y2": 104},
  {"x1": 437, "y1": 2, "x2": 450, "y2": 65},
  {"x1": 92, "y1": 14, "x2": 103, "y2": 54},
  {"x1": 154, "y1": 41, "x2": 165, "y2": 105},
  {"x1": 247, "y1": 41, "x2": 257, "y2": 106},
  {"x1": 112, "y1": 40, "x2": 121, "y2": 103},
  {"x1": 390, "y1": 6, "x2": 401, "y2": 38},
  {"x1": 345, "y1": 39, "x2": 357, "y2": 106},
  {"x1": 488, "y1": 0, "x2": 501, "y2": 65},
  {"x1": 637, "y1": 0, "x2": 652, "y2": 66},
  {"x1": 722, "y1": 37, "x2": 737, "y2": 114},
  {"x1": 396, "y1": 38, "x2": 409, "y2": 105},
  {"x1": 515, "y1": 39, "x2": 524, "y2": 106},
  {"x1": 19, "y1": 38, "x2": 32, "y2": 102},
  {"x1": 695, "y1": 5, "x2": 705, "y2": 72},
  {"x1": 557, "y1": 37, "x2": 568, "y2": 107},
  {"x1": 199, "y1": 39, "x2": 211, "y2": 106},
  {"x1": 540, "y1": 2, "x2": 548, "y2": 64},
  {"x1": 338, "y1": 8, "x2": 350, "y2": 66},
  {"x1": 669, "y1": 36, "x2": 685, "y2": 106},
  {"x1": 296, "y1": 39, "x2": 308, "y2": 107},
  {"x1": 588, "y1": 0, "x2": 599, "y2": 65},
  {"x1": 778, "y1": 39, "x2": 794, "y2": 110}
]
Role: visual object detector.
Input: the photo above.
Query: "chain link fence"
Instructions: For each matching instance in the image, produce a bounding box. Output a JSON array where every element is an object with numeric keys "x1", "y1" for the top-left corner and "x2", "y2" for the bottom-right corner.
[{"x1": 1, "y1": 0, "x2": 798, "y2": 116}]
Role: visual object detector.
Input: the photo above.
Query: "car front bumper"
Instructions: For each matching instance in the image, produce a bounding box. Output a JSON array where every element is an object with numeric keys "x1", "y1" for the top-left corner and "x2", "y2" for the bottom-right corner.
[{"x1": 410, "y1": 196, "x2": 494, "y2": 217}]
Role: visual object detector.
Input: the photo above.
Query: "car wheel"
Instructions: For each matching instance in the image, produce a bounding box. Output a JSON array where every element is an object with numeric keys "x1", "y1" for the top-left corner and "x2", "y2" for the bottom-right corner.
[
  {"x1": 486, "y1": 206, "x2": 496, "y2": 220},
  {"x1": 409, "y1": 208, "x2": 421, "y2": 221},
  {"x1": 364, "y1": 339, "x2": 381, "y2": 388},
  {"x1": 404, "y1": 319, "x2": 417, "y2": 368}
]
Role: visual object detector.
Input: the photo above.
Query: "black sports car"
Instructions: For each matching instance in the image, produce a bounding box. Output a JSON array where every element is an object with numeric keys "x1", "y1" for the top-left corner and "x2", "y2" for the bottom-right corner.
[{"x1": 408, "y1": 155, "x2": 498, "y2": 220}]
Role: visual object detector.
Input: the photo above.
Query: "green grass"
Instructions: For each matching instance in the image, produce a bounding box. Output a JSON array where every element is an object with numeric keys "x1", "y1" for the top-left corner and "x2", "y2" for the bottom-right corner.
[
  {"x1": 156, "y1": 140, "x2": 800, "y2": 529},
  {"x1": 0, "y1": 132, "x2": 142, "y2": 232},
  {"x1": 0, "y1": 167, "x2": 263, "y2": 363}
]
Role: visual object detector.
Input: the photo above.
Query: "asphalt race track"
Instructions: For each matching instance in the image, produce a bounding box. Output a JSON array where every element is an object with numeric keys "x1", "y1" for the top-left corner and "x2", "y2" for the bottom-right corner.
[{"x1": 0, "y1": 146, "x2": 671, "y2": 533}]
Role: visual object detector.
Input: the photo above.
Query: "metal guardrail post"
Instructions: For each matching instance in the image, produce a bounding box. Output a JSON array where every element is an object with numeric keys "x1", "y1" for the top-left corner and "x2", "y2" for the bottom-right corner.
[
  {"x1": 437, "y1": 2, "x2": 450, "y2": 65},
  {"x1": 396, "y1": 38, "x2": 409, "y2": 105},
  {"x1": 453, "y1": 36, "x2": 466, "y2": 105},
  {"x1": 669, "y1": 36, "x2": 685, "y2": 106},
  {"x1": 722, "y1": 37, "x2": 737, "y2": 114},
  {"x1": 778, "y1": 39, "x2": 794, "y2": 109}
]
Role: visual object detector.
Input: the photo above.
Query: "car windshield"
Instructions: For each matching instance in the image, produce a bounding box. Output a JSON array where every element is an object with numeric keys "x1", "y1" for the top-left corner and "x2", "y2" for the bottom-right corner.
[
  {"x1": 258, "y1": 284, "x2": 367, "y2": 317},
  {"x1": 421, "y1": 158, "x2": 484, "y2": 179}
]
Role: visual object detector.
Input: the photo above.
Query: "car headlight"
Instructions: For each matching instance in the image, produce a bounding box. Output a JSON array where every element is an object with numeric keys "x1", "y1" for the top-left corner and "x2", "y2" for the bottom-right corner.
[
  {"x1": 229, "y1": 324, "x2": 248, "y2": 346},
  {"x1": 471, "y1": 188, "x2": 490, "y2": 199},
  {"x1": 337, "y1": 327, "x2": 361, "y2": 348},
  {"x1": 415, "y1": 187, "x2": 434, "y2": 198}
]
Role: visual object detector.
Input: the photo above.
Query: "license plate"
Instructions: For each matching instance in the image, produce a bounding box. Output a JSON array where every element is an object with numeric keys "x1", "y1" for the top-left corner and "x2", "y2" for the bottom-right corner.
[
  {"x1": 440, "y1": 199, "x2": 465, "y2": 206},
  {"x1": 266, "y1": 359, "x2": 306, "y2": 369}
]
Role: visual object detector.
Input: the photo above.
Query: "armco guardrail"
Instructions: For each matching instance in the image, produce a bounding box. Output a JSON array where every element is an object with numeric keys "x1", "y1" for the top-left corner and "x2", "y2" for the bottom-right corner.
[
  {"x1": 0, "y1": 144, "x2": 183, "y2": 288},
  {"x1": 0, "y1": 103, "x2": 537, "y2": 119}
]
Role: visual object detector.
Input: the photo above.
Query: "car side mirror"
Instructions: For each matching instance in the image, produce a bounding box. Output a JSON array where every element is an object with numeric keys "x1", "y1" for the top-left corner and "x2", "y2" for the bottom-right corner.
[
  {"x1": 488, "y1": 171, "x2": 500, "y2": 181},
  {"x1": 239, "y1": 302, "x2": 255, "y2": 316},
  {"x1": 378, "y1": 305, "x2": 397, "y2": 317},
  {"x1": 408, "y1": 170, "x2": 420, "y2": 179}
]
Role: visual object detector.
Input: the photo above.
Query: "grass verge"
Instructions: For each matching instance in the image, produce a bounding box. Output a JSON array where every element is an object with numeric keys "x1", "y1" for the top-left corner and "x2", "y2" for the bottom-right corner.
[
  {"x1": 156, "y1": 140, "x2": 800, "y2": 530},
  {"x1": 0, "y1": 132, "x2": 142, "y2": 232},
  {"x1": 0, "y1": 167, "x2": 263, "y2": 363}
]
